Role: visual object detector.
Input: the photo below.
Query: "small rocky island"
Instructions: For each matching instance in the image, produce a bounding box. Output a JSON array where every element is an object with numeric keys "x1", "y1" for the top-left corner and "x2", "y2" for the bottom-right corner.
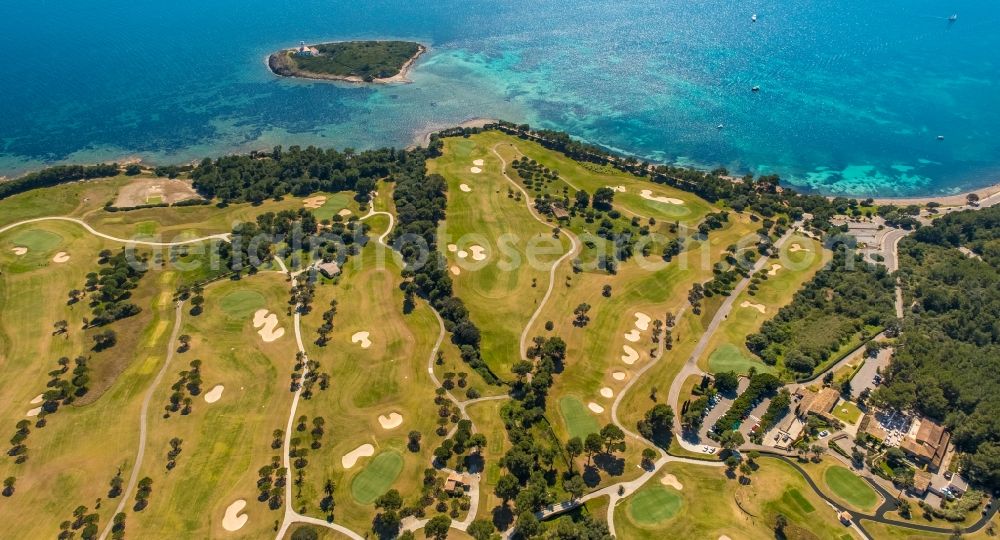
[{"x1": 268, "y1": 40, "x2": 425, "y2": 83}]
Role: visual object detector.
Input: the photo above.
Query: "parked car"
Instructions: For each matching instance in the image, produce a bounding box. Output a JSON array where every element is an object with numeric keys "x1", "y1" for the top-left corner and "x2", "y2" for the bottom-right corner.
[{"x1": 818, "y1": 430, "x2": 829, "y2": 438}]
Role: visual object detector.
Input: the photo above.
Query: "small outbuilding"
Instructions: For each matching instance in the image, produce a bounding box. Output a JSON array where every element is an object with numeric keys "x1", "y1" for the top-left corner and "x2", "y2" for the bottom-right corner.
[{"x1": 317, "y1": 261, "x2": 341, "y2": 278}]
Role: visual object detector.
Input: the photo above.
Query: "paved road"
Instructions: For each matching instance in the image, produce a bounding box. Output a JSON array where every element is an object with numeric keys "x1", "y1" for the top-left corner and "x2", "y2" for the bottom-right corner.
[
  {"x1": 0, "y1": 216, "x2": 230, "y2": 246},
  {"x1": 97, "y1": 301, "x2": 185, "y2": 540}
]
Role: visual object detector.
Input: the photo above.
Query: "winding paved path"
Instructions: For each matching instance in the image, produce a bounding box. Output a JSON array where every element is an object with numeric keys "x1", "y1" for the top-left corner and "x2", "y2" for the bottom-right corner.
[
  {"x1": 0, "y1": 216, "x2": 230, "y2": 246},
  {"x1": 490, "y1": 144, "x2": 581, "y2": 361},
  {"x1": 97, "y1": 301, "x2": 185, "y2": 540}
]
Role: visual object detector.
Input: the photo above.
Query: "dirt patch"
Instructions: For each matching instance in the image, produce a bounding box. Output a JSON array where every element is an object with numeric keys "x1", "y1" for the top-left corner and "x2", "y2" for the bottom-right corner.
[
  {"x1": 114, "y1": 178, "x2": 202, "y2": 208},
  {"x1": 449, "y1": 265, "x2": 461, "y2": 276}
]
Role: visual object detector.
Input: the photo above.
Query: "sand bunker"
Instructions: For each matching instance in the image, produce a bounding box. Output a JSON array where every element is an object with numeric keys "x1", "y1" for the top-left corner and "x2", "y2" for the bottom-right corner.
[
  {"x1": 469, "y1": 245, "x2": 487, "y2": 261},
  {"x1": 740, "y1": 301, "x2": 766, "y2": 314},
  {"x1": 459, "y1": 183, "x2": 472, "y2": 192},
  {"x1": 338, "y1": 208, "x2": 353, "y2": 217},
  {"x1": 26, "y1": 407, "x2": 41, "y2": 417},
  {"x1": 621, "y1": 345, "x2": 639, "y2": 365},
  {"x1": 719, "y1": 536, "x2": 732, "y2": 540},
  {"x1": 352, "y1": 331, "x2": 372, "y2": 349},
  {"x1": 633, "y1": 312, "x2": 652, "y2": 331},
  {"x1": 457, "y1": 250, "x2": 469, "y2": 259},
  {"x1": 52, "y1": 252, "x2": 70, "y2": 263},
  {"x1": 624, "y1": 329, "x2": 641, "y2": 342},
  {"x1": 587, "y1": 402, "x2": 605, "y2": 414},
  {"x1": 789, "y1": 243, "x2": 810, "y2": 252},
  {"x1": 378, "y1": 412, "x2": 403, "y2": 430},
  {"x1": 470, "y1": 167, "x2": 482, "y2": 174},
  {"x1": 302, "y1": 195, "x2": 327, "y2": 209},
  {"x1": 447, "y1": 244, "x2": 458, "y2": 252},
  {"x1": 204, "y1": 385, "x2": 224, "y2": 403},
  {"x1": 252, "y1": 309, "x2": 285, "y2": 342},
  {"x1": 660, "y1": 473, "x2": 684, "y2": 490},
  {"x1": 639, "y1": 189, "x2": 684, "y2": 205},
  {"x1": 450, "y1": 265, "x2": 461, "y2": 276},
  {"x1": 473, "y1": 159, "x2": 484, "y2": 166},
  {"x1": 600, "y1": 387, "x2": 614, "y2": 399},
  {"x1": 606, "y1": 185, "x2": 626, "y2": 193},
  {"x1": 30, "y1": 394, "x2": 43, "y2": 405},
  {"x1": 767, "y1": 263, "x2": 783, "y2": 276},
  {"x1": 11, "y1": 247, "x2": 27, "y2": 256},
  {"x1": 342, "y1": 443, "x2": 375, "y2": 469},
  {"x1": 612, "y1": 370, "x2": 627, "y2": 381},
  {"x1": 222, "y1": 499, "x2": 248, "y2": 532}
]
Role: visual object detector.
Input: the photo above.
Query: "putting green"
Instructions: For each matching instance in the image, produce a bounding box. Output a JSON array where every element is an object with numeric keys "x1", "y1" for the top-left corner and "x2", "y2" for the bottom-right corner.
[
  {"x1": 312, "y1": 192, "x2": 353, "y2": 220},
  {"x1": 559, "y1": 396, "x2": 600, "y2": 439},
  {"x1": 628, "y1": 484, "x2": 683, "y2": 524},
  {"x1": 351, "y1": 451, "x2": 404, "y2": 504},
  {"x1": 708, "y1": 343, "x2": 776, "y2": 375},
  {"x1": 219, "y1": 289, "x2": 266, "y2": 317},
  {"x1": 824, "y1": 466, "x2": 878, "y2": 509},
  {"x1": 8, "y1": 228, "x2": 63, "y2": 252}
]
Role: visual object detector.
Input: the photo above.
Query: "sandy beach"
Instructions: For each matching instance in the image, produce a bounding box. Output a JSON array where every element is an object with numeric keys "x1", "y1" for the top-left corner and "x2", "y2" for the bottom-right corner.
[
  {"x1": 410, "y1": 117, "x2": 498, "y2": 149},
  {"x1": 864, "y1": 182, "x2": 1000, "y2": 207}
]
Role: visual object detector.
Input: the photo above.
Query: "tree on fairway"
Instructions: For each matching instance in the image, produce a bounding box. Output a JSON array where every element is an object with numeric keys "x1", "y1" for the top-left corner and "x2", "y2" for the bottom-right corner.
[{"x1": 424, "y1": 515, "x2": 451, "y2": 540}]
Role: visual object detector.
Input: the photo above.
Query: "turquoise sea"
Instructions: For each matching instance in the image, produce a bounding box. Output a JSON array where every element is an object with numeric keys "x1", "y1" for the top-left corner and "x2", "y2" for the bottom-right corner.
[{"x1": 0, "y1": 0, "x2": 997, "y2": 196}]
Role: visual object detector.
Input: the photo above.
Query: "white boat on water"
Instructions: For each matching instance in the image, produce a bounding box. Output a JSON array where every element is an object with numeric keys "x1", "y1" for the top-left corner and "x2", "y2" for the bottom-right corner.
[
  {"x1": 948, "y1": 14, "x2": 958, "y2": 21},
  {"x1": 751, "y1": 13, "x2": 757, "y2": 22}
]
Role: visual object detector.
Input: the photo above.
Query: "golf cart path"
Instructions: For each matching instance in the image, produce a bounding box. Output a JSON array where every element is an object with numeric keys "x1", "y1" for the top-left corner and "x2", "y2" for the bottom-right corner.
[
  {"x1": 490, "y1": 143, "x2": 581, "y2": 361},
  {"x1": 0, "y1": 216, "x2": 230, "y2": 245},
  {"x1": 97, "y1": 301, "x2": 185, "y2": 540}
]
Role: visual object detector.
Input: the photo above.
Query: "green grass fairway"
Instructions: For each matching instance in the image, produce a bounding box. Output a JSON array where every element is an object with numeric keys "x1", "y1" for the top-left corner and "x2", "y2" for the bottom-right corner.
[
  {"x1": 146, "y1": 195, "x2": 163, "y2": 204},
  {"x1": 559, "y1": 396, "x2": 600, "y2": 439},
  {"x1": 824, "y1": 466, "x2": 878, "y2": 509},
  {"x1": 219, "y1": 289, "x2": 266, "y2": 317},
  {"x1": 785, "y1": 488, "x2": 816, "y2": 513},
  {"x1": 708, "y1": 343, "x2": 776, "y2": 375},
  {"x1": 135, "y1": 220, "x2": 158, "y2": 235},
  {"x1": 351, "y1": 451, "x2": 404, "y2": 504},
  {"x1": 629, "y1": 485, "x2": 683, "y2": 524}
]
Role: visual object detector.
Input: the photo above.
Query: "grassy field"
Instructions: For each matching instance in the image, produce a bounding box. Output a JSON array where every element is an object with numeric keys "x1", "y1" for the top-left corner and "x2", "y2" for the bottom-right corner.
[
  {"x1": 833, "y1": 400, "x2": 863, "y2": 424},
  {"x1": 824, "y1": 466, "x2": 880, "y2": 511},
  {"x1": 126, "y1": 273, "x2": 294, "y2": 539},
  {"x1": 628, "y1": 484, "x2": 683, "y2": 524},
  {"x1": 558, "y1": 396, "x2": 601, "y2": 439},
  {"x1": 0, "y1": 219, "x2": 180, "y2": 537},
  {"x1": 428, "y1": 135, "x2": 570, "y2": 376},
  {"x1": 700, "y1": 234, "x2": 830, "y2": 377},
  {"x1": 350, "y1": 451, "x2": 404, "y2": 504},
  {"x1": 293, "y1": 207, "x2": 448, "y2": 533},
  {"x1": 615, "y1": 459, "x2": 857, "y2": 540}
]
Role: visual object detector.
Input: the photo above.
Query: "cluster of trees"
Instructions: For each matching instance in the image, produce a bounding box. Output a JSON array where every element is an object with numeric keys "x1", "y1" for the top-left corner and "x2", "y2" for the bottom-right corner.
[
  {"x1": 753, "y1": 389, "x2": 792, "y2": 444},
  {"x1": 873, "y1": 206, "x2": 1000, "y2": 490},
  {"x1": 44, "y1": 355, "x2": 91, "y2": 410},
  {"x1": 391, "y1": 153, "x2": 500, "y2": 384},
  {"x1": 713, "y1": 373, "x2": 782, "y2": 433},
  {"x1": 80, "y1": 248, "x2": 146, "y2": 328},
  {"x1": 745, "y1": 247, "x2": 896, "y2": 376},
  {"x1": 0, "y1": 163, "x2": 118, "y2": 201},
  {"x1": 164, "y1": 359, "x2": 202, "y2": 417},
  {"x1": 57, "y1": 504, "x2": 102, "y2": 540},
  {"x1": 637, "y1": 403, "x2": 674, "y2": 448},
  {"x1": 165, "y1": 437, "x2": 183, "y2": 470},
  {"x1": 190, "y1": 145, "x2": 401, "y2": 203},
  {"x1": 256, "y1": 456, "x2": 287, "y2": 510},
  {"x1": 315, "y1": 299, "x2": 338, "y2": 345},
  {"x1": 133, "y1": 477, "x2": 153, "y2": 511},
  {"x1": 7, "y1": 419, "x2": 31, "y2": 464},
  {"x1": 511, "y1": 157, "x2": 561, "y2": 195}
]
